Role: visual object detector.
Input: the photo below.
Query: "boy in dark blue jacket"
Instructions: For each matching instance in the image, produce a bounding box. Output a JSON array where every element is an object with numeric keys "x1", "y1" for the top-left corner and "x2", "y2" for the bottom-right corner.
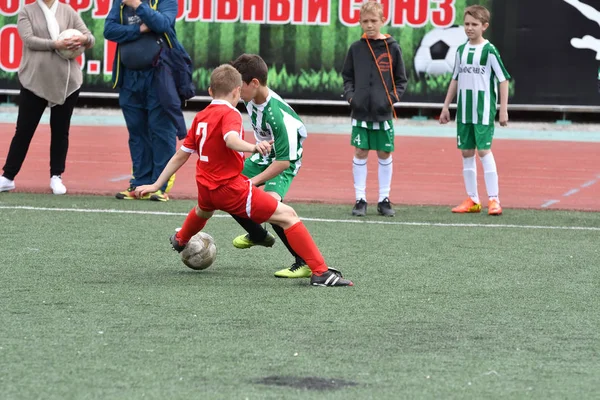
[
  {"x1": 104, "y1": 0, "x2": 187, "y2": 201},
  {"x1": 342, "y1": 1, "x2": 407, "y2": 217}
]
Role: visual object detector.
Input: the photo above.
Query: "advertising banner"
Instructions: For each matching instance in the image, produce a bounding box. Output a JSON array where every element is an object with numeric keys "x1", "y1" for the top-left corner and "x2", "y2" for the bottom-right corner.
[{"x1": 0, "y1": 0, "x2": 598, "y2": 105}]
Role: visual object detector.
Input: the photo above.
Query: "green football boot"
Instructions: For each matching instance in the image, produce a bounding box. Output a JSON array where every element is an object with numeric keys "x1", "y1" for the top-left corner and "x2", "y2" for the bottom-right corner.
[
  {"x1": 232, "y1": 232, "x2": 276, "y2": 249},
  {"x1": 274, "y1": 261, "x2": 312, "y2": 278}
]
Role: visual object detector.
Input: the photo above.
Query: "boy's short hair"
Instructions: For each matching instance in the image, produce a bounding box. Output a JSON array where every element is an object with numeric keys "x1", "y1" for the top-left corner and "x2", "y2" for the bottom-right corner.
[
  {"x1": 231, "y1": 54, "x2": 268, "y2": 85},
  {"x1": 360, "y1": 1, "x2": 384, "y2": 19},
  {"x1": 464, "y1": 5, "x2": 490, "y2": 25},
  {"x1": 210, "y1": 64, "x2": 242, "y2": 97}
]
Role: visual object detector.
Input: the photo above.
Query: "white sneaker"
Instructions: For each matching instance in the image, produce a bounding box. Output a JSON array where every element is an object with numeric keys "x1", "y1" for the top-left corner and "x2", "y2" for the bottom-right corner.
[
  {"x1": 50, "y1": 175, "x2": 67, "y2": 195},
  {"x1": 0, "y1": 176, "x2": 15, "y2": 192}
]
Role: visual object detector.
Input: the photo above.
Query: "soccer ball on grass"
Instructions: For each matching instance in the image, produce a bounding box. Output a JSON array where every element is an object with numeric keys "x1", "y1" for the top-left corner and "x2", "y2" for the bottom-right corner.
[{"x1": 180, "y1": 232, "x2": 217, "y2": 270}]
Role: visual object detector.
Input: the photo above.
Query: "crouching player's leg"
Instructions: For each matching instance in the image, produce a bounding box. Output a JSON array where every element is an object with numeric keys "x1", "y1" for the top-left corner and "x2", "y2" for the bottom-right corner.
[
  {"x1": 231, "y1": 161, "x2": 309, "y2": 279},
  {"x1": 268, "y1": 203, "x2": 353, "y2": 286},
  {"x1": 230, "y1": 159, "x2": 276, "y2": 248},
  {"x1": 265, "y1": 170, "x2": 310, "y2": 279},
  {"x1": 230, "y1": 213, "x2": 276, "y2": 248},
  {"x1": 246, "y1": 184, "x2": 353, "y2": 287}
]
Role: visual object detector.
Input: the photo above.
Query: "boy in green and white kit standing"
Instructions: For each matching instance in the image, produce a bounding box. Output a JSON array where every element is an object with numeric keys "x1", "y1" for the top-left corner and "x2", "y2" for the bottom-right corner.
[
  {"x1": 342, "y1": 1, "x2": 407, "y2": 217},
  {"x1": 440, "y1": 5, "x2": 511, "y2": 216}
]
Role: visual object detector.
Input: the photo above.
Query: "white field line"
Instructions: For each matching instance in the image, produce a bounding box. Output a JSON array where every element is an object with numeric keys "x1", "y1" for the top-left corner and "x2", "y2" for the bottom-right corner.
[{"x1": 0, "y1": 205, "x2": 599, "y2": 231}]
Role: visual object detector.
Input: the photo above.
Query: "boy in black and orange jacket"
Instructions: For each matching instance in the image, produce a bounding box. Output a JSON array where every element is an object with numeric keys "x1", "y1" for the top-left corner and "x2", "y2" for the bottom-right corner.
[{"x1": 342, "y1": 1, "x2": 407, "y2": 217}]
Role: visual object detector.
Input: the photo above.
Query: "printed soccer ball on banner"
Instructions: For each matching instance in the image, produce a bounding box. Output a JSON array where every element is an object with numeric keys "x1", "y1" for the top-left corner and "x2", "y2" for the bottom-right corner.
[
  {"x1": 56, "y1": 29, "x2": 85, "y2": 60},
  {"x1": 414, "y1": 26, "x2": 468, "y2": 78},
  {"x1": 180, "y1": 232, "x2": 217, "y2": 270}
]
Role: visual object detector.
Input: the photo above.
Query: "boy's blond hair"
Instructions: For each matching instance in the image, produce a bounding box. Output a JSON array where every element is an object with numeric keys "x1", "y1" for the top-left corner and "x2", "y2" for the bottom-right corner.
[
  {"x1": 464, "y1": 5, "x2": 490, "y2": 25},
  {"x1": 360, "y1": 1, "x2": 384, "y2": 20},
  {"x1": 209, "y1": 64, "x2": 242, "y2": 97}
]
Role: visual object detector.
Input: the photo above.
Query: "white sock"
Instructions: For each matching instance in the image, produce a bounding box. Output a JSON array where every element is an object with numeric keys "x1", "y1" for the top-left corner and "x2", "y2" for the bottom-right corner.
[
  {"x1": 378, "y1": 155, "x2": 393, "y2": 202},
  {"x1": 480, "y1": 152, "x2": 499, "y2": 202},
  {"x1": 462, "y1": 156, "x2": 479, "y2": 204},
  {"x1": 353, "y1": 156, "x2": 367, "y2": 201}
]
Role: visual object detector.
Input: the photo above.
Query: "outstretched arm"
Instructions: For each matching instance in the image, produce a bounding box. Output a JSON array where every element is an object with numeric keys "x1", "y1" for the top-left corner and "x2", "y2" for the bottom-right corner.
[
  {"x1": 225, "y1": 134, "x2": 272, "y2": 155},
  {"x1": 249, "y1": 160, "x2": 289, "y2": 186},
  {"x1": 135, "y1": 149, "x2": 191, "y2": 197}
]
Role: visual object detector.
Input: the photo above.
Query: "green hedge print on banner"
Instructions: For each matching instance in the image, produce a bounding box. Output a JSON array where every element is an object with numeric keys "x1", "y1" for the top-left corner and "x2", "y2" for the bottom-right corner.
[
  {"x1": 189, "y1": 66, "x2": 344, "y2": 96},
  {"x1": 2, "y1": 0, "x2": 507, "y2": 100}
]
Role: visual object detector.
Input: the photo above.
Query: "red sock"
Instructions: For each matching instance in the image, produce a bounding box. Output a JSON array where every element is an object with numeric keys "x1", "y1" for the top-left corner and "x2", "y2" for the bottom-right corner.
[
  {"x1": 176, "y1": 208, "x2": 208, "y2": 245},
  {"x1": 284, "y1": 222, "x2": 328, "y2": 275}
]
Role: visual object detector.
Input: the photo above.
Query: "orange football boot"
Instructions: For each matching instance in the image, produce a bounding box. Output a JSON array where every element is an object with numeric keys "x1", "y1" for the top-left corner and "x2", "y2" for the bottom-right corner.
[
  {"x1": 488, "y1": 199, "x2": 503, "y2": 216},
  {"x1": 451, "y1": 198, "x2": 482, "y2": 213}
]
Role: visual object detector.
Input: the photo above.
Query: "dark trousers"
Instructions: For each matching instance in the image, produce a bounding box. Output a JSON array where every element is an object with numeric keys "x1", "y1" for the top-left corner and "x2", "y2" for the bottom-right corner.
[
  {"x1": 2, "y1": 87, "x2": 80, "y2": 180},
  {"x1": 119, "y1": 69, "x2": 176, "y2": 191}
]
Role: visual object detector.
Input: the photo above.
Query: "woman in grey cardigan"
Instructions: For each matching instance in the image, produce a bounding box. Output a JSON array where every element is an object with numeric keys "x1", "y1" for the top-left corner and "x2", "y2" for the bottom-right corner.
[{"x1": 0, "y1": 0, "x2": 94, "y2": 195}]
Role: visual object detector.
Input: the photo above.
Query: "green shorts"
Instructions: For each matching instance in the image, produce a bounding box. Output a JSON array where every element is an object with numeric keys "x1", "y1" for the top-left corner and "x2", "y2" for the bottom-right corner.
[
  {"x1": 457, "y1": 122, "x2": 495, "y2": 150},
  {"x1": 351, "y1": 124, "x2": 395, "y2": 152},
  {"x1": 241, "y1": 159, "x2": 300, "y2": 200}
]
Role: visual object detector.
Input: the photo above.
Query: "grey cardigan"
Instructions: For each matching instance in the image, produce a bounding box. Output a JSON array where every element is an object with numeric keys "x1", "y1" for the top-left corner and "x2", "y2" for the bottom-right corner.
[{"x1": 17, "y1": 2, "x2": 95, "y2": 105}]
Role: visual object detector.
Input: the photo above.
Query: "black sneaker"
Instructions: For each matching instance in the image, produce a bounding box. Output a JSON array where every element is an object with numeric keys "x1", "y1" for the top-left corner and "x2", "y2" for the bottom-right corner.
[
  {"x1": 377, "y1": 197, "x2": 395, "y2": 217},
  {"x1": 352, "y1": 199, "x2": 367, "y2": 216},
  {"x1": 169, "y1": 233, "x2": 186, "y2": 253},
  {"x1": 310, "y1": 268, "x2": 353, "y2": 287}
]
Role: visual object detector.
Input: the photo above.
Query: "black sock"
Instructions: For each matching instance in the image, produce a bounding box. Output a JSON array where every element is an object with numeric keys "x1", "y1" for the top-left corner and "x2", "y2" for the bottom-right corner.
[
  {"x1": 271, "y1": 223, "x2": 305, "y2": 265},
  {"x1": 231, "y1": 214, "x2": 268, "y2": 242}
]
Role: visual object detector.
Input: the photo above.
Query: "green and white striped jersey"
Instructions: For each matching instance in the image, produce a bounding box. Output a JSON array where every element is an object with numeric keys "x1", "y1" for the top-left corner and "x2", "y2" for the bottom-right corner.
[
  {"x1": 245, "y1": 89, "x2": 307, "y2": 166},
  {"x1": 351, "y1": 119, "x2": 393, "y2": 130},
  {"x1": 452, "y1": 40, "x2": 511, "y2": 125}
]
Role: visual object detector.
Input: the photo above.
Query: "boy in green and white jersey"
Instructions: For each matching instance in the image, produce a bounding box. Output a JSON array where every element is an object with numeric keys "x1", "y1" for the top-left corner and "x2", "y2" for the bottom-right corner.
[
  {"x1": 440, "y1": 5, "x2": 510, "y2": 216},
  {"x1": 229, "y1": 54, "x2": 311, "y2": 279}
]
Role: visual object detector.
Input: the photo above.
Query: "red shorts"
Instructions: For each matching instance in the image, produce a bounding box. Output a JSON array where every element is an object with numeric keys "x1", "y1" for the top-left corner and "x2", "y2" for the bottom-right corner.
[{"x1": 196, "y1": 175, "x2": 278, "y2": 224}]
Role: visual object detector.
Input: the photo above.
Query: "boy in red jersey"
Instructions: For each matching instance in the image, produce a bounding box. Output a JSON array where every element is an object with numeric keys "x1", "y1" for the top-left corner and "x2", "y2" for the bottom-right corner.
[{"x1": 135, "y1": 64, "x2": 353, "y2": 287}]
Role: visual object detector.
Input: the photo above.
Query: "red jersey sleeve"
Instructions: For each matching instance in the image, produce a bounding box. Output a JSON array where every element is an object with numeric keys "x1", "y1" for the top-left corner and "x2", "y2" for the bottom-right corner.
[
  {"x1": 181, "y1": 118, "x2": 198, "y2": 153},
  {"x1": 221, "y1": 109, "x2": 243, "y2": 141}
]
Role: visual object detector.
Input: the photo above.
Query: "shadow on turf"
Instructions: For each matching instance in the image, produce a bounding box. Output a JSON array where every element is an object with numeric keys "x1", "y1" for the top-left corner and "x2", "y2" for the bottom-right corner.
[{"x1": 255, "y1": 376, "x2": 358, "y2": 391}]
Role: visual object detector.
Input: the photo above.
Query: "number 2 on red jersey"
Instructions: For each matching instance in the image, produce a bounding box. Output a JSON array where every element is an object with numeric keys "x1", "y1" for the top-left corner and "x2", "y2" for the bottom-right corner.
[{"x1": 196, "y1": 122, "x2": 209, "y2": 162}]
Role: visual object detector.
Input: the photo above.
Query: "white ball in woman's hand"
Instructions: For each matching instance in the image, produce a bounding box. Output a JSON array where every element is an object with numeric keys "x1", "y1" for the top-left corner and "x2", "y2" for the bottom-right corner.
[{"x1": 56, "y1": 29, "x2": 85, "y2": 60}]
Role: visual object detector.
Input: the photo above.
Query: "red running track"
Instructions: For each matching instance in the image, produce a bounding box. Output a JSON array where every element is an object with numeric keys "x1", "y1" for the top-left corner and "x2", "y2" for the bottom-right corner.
[{"x1": 0, "y1": 124, "x2": 598, "y2": 211}]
